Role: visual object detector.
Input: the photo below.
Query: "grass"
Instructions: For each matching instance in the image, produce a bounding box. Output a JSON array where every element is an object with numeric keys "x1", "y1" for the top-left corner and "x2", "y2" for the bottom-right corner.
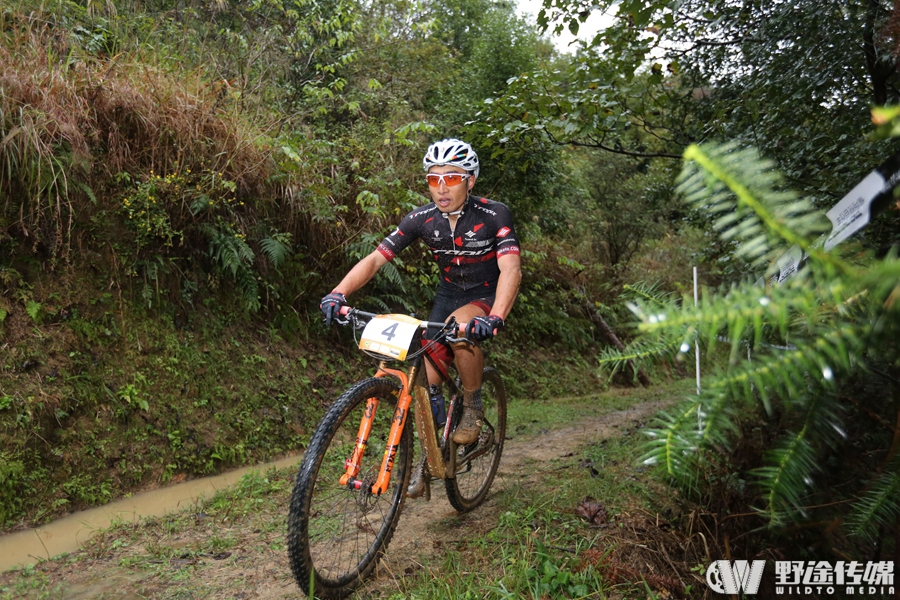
[
  {"x1": 0, "y1": 265, "x2": 643, "y2": 532},
  {"x1": 0, "y1": 381, "x2": 698, "y2": 600}
]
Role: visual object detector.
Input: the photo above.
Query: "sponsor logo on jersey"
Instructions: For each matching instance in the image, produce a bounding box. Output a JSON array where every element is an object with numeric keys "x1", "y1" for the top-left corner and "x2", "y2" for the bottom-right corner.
[
  {"x1": 433, "y1": 248, "x2": 494, "y2": 257},
  {"x1": 497, "y1": 245, "x2": 520, "y2": 256},
  {"x1": 465, "y1": 229, "x2": 477, "y2": 238},
  {"x1": 497, "y1": 227, "x2": 511, "y2": 238},
  {"x1": 473, "y1": 204, "x2": 497, "y2": 216},
  {"x1": 377, "y1": 244, "x2": 396, "y2": 260},
  {"x1": 465, "y1": 239, "x2": 492, "y2": 248}
]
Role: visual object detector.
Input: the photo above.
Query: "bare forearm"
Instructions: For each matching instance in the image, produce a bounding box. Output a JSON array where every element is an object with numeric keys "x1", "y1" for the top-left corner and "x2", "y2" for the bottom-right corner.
[{"x1": 491, "y1": 260, "x2": 522, "y2": 321}]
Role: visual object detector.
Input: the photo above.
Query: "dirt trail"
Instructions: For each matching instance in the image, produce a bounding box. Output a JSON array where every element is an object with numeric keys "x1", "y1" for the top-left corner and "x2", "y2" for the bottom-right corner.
[
  {"x1": 0, "y1": 397, "x2": 672, "y2": 599},
  {"x1": 371, "y1": 398, "x2": 671, "y2": 591}
]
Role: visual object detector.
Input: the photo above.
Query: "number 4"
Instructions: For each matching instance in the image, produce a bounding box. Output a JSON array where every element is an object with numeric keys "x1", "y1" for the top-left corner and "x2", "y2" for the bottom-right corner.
[{"x1": 381, "y1": 323, "x2": 398, "y2": 341}]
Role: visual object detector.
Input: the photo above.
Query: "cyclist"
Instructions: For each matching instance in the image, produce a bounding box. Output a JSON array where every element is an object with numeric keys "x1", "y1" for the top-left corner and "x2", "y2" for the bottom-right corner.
[{"x1": 319, "y1": 138, "x2": 522, "y2": 458}]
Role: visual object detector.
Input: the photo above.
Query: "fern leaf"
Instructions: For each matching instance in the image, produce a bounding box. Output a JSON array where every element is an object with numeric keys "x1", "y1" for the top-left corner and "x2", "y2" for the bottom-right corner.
[
  {"x1": 260, "y1": 232, "x2": 292, "y2": 269},
  {"x1": 845, "y1": 454, "x2": 900, "y2": 544},
  {"x1": 678, "y1": 143, "x2": 834, "y2": 273},
  {"x1": 752, "y1": 393, "x2": 845, "y2": 525}
]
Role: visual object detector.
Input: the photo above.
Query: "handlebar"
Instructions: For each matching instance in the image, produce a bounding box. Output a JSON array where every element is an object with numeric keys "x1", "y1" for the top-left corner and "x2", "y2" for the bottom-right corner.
[{"x1": 337, "y1": 305, "x2": 473, "y2": 344}]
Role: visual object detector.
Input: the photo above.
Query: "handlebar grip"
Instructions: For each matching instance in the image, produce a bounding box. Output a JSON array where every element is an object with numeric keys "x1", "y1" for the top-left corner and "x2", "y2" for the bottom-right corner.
[
  {"x1": 339, "y1": 305, "x2": 351, "y2": 316},
  {"x1": 453, "y1": 326, "x2": 497, "y2": 337}
]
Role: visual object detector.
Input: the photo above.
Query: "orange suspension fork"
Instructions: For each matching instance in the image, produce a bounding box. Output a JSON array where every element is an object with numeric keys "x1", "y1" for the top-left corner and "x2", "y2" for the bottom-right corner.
[
  {"x1": 338, "y1": 367, "x2": 414, "y2": 494},
  {"x1": 339, "y1": 394, "x2": 380, "y2": 486},
  {"x1": 371, "y1": 366, "x2": 413, "y2": 495}
]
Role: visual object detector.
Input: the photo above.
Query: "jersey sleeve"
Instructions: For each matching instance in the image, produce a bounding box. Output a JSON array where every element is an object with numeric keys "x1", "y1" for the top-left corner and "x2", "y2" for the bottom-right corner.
[
  {"x1": 494, "y1": 203, "x2": 521, "y2": 257},
  {"x1": 376, "y1": 211, "x2": 419, "y2": 261}
]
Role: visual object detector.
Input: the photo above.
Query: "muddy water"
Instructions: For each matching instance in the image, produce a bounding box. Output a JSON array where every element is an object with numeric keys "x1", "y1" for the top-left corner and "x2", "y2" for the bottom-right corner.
[{"x1": 0, "y1": 453, "x2": 303, "y2": 572}]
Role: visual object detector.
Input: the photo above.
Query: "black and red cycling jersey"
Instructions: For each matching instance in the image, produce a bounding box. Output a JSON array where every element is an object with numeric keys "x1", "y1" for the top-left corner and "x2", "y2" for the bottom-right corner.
[{"x1": 376, "y1": 195, "x2": 520, "y2": 293}]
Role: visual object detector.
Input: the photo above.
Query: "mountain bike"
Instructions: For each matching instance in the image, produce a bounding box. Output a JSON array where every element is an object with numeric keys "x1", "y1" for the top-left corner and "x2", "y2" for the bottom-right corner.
[{"x1": 286, "y1": 307, "x2": 508, "y2": 599}]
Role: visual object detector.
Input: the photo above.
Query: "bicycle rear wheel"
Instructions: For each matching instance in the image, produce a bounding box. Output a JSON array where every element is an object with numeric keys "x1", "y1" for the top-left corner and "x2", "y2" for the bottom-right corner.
[
  {"x1": 287, "y1": 377, "x2": 412, "y2": 599},
  {"x1": 445, "y1": 366, "x2": 507, "y2": 512}
]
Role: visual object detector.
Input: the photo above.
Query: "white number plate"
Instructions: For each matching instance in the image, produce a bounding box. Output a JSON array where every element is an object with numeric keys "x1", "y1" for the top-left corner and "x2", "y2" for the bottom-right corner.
[{"x1": 359, "y1": 314, "x2": 422, "y2": 360}]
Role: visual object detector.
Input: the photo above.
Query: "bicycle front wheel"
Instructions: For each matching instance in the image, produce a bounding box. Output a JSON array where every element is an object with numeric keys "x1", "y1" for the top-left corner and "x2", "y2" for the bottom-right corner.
[
  {"x1": 445, "y1": 366, "x2": 507, "y2": 512},
  {"x1": 287, "y1": 377, "x2": 412, "y2": 599}
]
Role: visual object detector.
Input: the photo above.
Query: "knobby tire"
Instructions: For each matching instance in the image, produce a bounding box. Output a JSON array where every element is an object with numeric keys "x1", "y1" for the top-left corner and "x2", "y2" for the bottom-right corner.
[
  {"x1": 445, "y1": 367, "x2": 507, "y2": 512},
  {"x1": 287, "y1": 378, "x2": 412, "y2": 599}
]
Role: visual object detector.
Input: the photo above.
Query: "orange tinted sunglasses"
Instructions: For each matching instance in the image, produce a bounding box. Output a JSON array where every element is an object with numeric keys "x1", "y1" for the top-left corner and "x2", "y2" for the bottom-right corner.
[{"x1": 426, "y1": 173, "x2": 471, "y2": 188}]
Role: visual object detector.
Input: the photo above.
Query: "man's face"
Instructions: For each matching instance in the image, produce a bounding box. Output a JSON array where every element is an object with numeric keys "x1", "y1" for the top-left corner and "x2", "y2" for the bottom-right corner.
[{"x1": 427, "y1": 165, "x2": 475, "y2": 214}]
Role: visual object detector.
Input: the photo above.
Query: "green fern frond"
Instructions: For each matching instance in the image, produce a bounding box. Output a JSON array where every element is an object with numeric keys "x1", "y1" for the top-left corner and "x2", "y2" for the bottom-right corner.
[
  {"x1": 641, "y1": 399, "x2": 705, "y2": 478},
  {"x1": 752, "y1": 428, "x2": 819, "y2": 526},
  {"x1": 679, "y1": 143, "x2": 836, "y2": 273},
  {"x1": 376, "y1": 260, "x2": 407, "y2": 292},
  {"x1": 845, "y1": 454, "x2": 900, "y2": 544},
  {"x1": 622, "y1": 282, "x2": 674, "y2": 307},
  {"x1": 752, "y1": 393, "x2": 845, "y2": 526},
  {"x1": 382, "y1": 294, "x2": 415, "y2": 314},
  {"x1": 641, "y1": 390, "x2": 739, "y2": 483},
  {"x1": 203, "y1": 223, "x2": 260, "y2": 312},
  {"x1": 597, "y1": 335, "x2": 682, "y2": 381},
  {"x1": 236, "y1": 268, "x2": 260, "y2": 312},
  {"x1": 259, "y1": 232, "x2": 292, "y2": 269},
  {"x1": 207, "y1": 228, "x2": 254, "y2": 277},
  {"x1": 364, "y1": 297, "x2": 391, "y2": 312}
]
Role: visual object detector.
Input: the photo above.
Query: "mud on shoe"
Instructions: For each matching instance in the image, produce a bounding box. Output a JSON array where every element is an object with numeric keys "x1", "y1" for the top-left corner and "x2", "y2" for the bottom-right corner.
[{"x1": 452, "y1": 388, "x2": 484, "y2": 446}]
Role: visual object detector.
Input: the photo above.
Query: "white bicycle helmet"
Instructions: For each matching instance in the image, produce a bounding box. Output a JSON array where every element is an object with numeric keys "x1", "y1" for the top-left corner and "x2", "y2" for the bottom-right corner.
[{"x1": 423, "y1": 138, "x2": 480, "y2": 178}]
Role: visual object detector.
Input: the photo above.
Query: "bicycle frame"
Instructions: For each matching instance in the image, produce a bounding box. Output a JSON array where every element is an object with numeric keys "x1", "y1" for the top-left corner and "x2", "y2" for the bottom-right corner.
[{"x1": 334, "y1": 306, "x2": 498, "y2": 497}]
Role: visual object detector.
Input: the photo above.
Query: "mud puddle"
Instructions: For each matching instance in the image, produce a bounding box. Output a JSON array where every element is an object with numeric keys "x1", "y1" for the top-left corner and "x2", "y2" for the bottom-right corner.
[{"x1": 0, "y1": 454, "x2": 303, "y2": 572}]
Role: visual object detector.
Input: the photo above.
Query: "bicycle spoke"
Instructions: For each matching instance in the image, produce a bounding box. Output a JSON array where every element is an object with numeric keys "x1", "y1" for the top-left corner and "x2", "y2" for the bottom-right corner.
[
  {"x1": 445, "y1": 367, "x2": 507, "y2": 512},
  {"x1": 287, "y1": 378, "x2": 411, "y2": 598}
]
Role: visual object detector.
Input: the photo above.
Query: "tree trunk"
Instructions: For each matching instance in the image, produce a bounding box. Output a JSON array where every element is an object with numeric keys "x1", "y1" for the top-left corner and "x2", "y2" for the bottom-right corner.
[
  {"x1": 864, "y1": 0, "x2": 894, "y2": 106},
  {"x1": 584, "y1": 303, "x2": 652, "y2": 387}
]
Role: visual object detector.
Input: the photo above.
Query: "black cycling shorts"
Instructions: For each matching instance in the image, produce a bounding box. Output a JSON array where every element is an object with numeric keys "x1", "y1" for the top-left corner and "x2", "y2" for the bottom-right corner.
[
  {"x1": 427, "y1": 284, "x2": 494, "y2": 324},
  {"x1": 422, "y1": 285, "x2": 494, "y2": 378}
]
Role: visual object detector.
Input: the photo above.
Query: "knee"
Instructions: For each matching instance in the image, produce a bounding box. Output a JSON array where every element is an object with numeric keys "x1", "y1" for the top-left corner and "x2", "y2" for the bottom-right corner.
[{"x1": 450, "y1": 340, "x2": 481, "y2": 357}]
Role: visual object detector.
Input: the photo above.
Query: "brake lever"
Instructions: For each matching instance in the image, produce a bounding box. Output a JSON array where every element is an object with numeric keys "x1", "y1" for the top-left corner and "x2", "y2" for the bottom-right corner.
[
  {"x1": 334, "y1": 306, "x2": 358, "y2": 328},
  {"x1": 446, "y1": 334, "x2": 475, "y2": 347},
  {"x1": 444, "y1": 318, "x2": 475, "y2": 347}
]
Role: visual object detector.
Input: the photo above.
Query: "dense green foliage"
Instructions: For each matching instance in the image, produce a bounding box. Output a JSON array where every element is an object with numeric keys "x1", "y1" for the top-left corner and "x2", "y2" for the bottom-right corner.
[
  {"x1": 487, "y1": 0, "x2": 900, "y2": 215},
  {"x1": 601, "y1": 142, "x2": 900, "y2": 559},
  {"x1": 3, "y1": 0, "x2": 900, "y2": 574},
  {"x1": 0, "y1": 0, "x2": 622, "y2": 528}
]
